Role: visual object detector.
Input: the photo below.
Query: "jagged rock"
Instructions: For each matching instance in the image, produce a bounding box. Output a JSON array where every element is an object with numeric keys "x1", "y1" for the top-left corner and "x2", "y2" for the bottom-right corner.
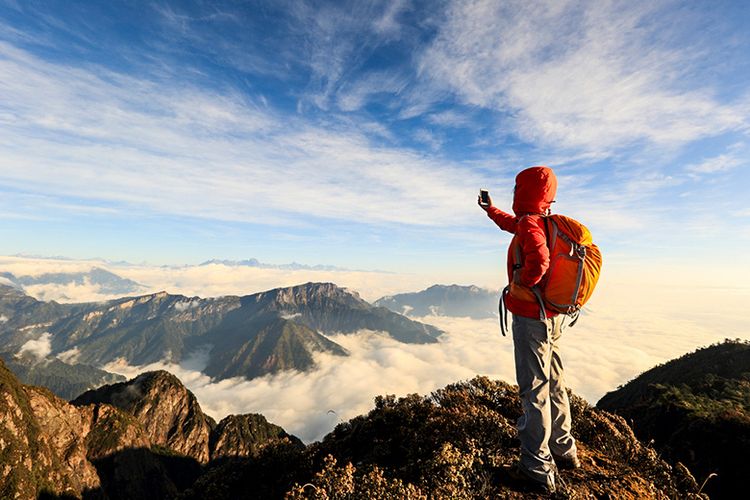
[
  {"x1": 25, "y1": 386, "x2": 101, "y2": 491},
  {"x1": 0, "y1": 359, "x2": 100, "y2": 499},
  {"x1": 209, "y1": 413, "x2": 304, "y2": 460},
  {"x1": 73, "y1": 370, "x2": 216, "y2": 463},
  {"x1": 1, "y1": 361, "x2": 301, "y2": 499}
]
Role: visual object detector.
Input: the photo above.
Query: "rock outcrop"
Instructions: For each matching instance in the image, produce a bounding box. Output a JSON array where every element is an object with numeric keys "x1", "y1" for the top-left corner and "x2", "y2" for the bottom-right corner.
[
  {"x1": 209, "y1": 413, "x2": 303, "y2": 460},
  {"x1": 0, "y1": 361, "x2": 300, "y2": 499},
  {"x1": 73, "y1": 370, "x2": 216, "y2": 464},
  {"x1": 0, "y1": 359, "x2": 101, "y2": 499}
]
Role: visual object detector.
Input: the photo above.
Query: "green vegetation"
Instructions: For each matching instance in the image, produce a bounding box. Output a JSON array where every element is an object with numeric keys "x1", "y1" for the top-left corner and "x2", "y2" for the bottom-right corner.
[{"x1": 598, "y1": 339, "x2": 750, "y2": 499}]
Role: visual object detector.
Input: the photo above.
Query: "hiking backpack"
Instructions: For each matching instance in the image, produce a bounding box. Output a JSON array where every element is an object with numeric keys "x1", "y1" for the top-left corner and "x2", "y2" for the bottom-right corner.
[{"x1": 500, "y1": 214, "x2": 602, "y2": 335}]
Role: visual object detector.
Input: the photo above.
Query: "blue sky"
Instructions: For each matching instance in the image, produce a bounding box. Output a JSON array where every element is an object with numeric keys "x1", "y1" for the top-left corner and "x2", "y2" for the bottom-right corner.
[{"x1": 1, "y1": 0, "x2": 749, "y2": 284}]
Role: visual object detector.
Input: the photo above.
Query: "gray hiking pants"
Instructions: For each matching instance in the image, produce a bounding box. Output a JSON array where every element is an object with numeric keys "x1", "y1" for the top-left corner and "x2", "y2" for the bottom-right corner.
[{"x1": 512, "y1": 314, "x2": 577, "y2": 487}]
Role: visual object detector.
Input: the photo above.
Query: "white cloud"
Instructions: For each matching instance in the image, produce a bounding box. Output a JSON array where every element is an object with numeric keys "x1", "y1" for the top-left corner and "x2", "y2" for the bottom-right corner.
[
  {"x1": 57, "y1": 347, "x2": 81, "y2": 364},
  {"x1": 173, "y1": 299, "x2": 201, "y2": 312},
  {"x1": 686, "y1": 153, "x2": 744, "y2": 176},
  {"x1": 336, "y1": 71, "x2": 408, "y2": 112},
  {"x1": 418, "y1": 0, "x2": 747, "y2": 152},
  {"x1": 18, "y1": 332, "x2": 53, "y2": 361},
  {"x1": 0, "y1": 315, "x2": 8, "y2": 323},
  {"x1": 0, "y1": 255, "x2": 439, "y2": 303},
  {"x1": 0, "y1": 41, "x2": 487, "y2": 229},
  {"x1": 100, "y1": 280, "x2": 749, "y2": 444}
]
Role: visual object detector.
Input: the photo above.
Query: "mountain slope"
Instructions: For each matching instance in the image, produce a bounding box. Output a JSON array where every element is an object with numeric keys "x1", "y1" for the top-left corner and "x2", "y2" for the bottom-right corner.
[
  {"x1": 374, "y1": 284, "x2": 499, "y2": 319},
  {"x1": 0, "y1": 350, "x2": 125, "y2": 400},
  {"x1": 244, "y1": 282, "x2": 442, "y2": 343},
  {"x1": 597, "y1": 340, "x2": 750, "y2": 499},
  {"x1": 0, "y1": 360, "x2": 303, "y2": 499},
  {"x1": 0, "y1": 283, "x2": 441, "y2": 383},
  {"x1": 203, "y1": 314, "x2": 348, "y2": 380}
]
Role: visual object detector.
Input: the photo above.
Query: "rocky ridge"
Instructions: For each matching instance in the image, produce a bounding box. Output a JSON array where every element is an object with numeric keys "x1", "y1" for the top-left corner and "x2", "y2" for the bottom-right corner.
[
  {"x1": 0, "y1": 360, "x2": 302, "y2": 499},
  {"x1": 0, "y1": 282, "x2": 442, "y2": 382}
]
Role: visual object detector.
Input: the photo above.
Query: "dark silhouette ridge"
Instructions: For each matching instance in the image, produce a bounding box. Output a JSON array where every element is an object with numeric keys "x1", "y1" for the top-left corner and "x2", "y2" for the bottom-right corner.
[{"x1": 598, "y1": 339, "x2": 750, "y2": 499}]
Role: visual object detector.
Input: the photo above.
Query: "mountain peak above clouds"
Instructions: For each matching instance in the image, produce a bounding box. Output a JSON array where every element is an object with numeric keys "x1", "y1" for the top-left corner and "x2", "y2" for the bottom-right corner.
[
  {"x1": 73, "y1": 369, "x2": 217, "y2": 463},
  {"x1": 199, "y1": 258, "x2": 348, "y2": 272},
  {"x1": 0, "y1": 282, "x2": 443, "y2": 384},
  {"x1": 375, "y1": 283, "x2": 499, "y2": 319}
]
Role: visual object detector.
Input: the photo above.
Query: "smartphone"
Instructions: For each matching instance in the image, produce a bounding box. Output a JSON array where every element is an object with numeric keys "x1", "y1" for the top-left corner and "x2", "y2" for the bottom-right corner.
[{"x1": 479, "y1": 189, "x2": 490, "y2": 206}]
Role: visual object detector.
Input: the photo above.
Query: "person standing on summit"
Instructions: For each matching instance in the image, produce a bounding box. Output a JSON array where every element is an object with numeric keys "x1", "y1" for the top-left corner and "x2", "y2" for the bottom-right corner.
[{"x1": 479, "y1": 166, "x2": 580, "y2": 494}]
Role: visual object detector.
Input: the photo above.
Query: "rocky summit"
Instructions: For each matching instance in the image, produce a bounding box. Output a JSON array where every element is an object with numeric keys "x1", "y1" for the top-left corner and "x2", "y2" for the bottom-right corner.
[
  {"x1": 0, "y1": 360, "x2": 303, "y2": 499},
  {"x1": 0, "y1": 356, "x2": 710, "y2": 499}
]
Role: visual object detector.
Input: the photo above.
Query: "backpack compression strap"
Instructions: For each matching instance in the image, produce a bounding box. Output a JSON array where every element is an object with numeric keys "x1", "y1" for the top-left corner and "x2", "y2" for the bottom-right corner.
[{"x1": 499, "y1": 286, "x2": 510, "y2": 336}]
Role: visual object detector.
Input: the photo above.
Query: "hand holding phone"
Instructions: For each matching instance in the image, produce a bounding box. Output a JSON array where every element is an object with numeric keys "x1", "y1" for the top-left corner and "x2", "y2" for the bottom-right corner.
[{"x1": 479, "y1": 189, "x2": 491, "y2": 207}]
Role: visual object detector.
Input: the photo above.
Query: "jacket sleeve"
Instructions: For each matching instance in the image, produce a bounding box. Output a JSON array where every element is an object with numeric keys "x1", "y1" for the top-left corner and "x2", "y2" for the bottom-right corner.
[
  {"x1": 486, "y1": 206, "x2": 517, "y2": 234},
  {"x1": 517, "y1": 216, "x2": 550, "y2": 287}
]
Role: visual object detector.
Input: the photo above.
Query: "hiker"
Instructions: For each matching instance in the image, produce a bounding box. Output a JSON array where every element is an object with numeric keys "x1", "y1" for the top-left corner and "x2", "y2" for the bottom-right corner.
[{"x1": 478, "y1": 166, "x2": 580, "y2": 494}]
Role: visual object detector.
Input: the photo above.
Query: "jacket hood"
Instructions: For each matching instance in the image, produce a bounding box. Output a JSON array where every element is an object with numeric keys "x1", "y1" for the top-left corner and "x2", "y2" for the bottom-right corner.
[{"x1": 512, "y1": 166, "x2": 557, "y2": 216}]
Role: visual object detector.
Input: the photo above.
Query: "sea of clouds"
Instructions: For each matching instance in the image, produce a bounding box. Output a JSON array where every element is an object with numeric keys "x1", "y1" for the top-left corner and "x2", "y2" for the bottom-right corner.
[
  {"x1": 103, "y1": 281, "x2": 748, "y2": 443},
  {"x1": 3, "y1": 255, "x2": 748, "y2": 443}
]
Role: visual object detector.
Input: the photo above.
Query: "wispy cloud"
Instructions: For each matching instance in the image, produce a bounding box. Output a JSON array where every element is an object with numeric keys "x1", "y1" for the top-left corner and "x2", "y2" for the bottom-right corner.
[
  {"x1": 686, "y1": 152, "x2": 745, "y2": 176},
  {"x1": 417, "y1": 0, "x2": 748, "y2": 153},
  {"x1": 18, "y1": 331, "x2": 53, "y2": 360},
  {"x1": 0, "y1": 41, "x2": 485, "y2": 229}
]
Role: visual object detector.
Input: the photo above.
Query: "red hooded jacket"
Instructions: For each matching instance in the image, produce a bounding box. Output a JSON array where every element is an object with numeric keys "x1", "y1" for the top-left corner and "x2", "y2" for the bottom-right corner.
[{"x1": 486, "y1": 166, "x2": 558, "y2": 319}]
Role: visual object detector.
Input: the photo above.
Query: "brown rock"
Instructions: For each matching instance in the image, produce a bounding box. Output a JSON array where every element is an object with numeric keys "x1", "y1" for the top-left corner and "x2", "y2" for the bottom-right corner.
[{"x1": 73, "y1": 370, "x2": 216, "y2": 463}]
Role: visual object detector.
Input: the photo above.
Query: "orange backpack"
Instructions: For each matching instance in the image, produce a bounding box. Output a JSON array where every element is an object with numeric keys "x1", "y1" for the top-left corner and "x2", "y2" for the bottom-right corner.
[
  {"x1": 538, "y1": 214, "x2": 602, "y2": 321},
  {"x1": 499, "y1": 214, "x2": 602, "y2": 335}
]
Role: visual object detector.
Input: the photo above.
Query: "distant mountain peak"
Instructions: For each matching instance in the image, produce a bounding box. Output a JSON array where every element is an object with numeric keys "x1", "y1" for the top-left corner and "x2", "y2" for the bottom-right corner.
[
  {"x1": 374, "y1": 284, "x2": 498, "y2": 320},
  {"x1": 254, "y1": 282, "x2": 364, "y2": 307}
]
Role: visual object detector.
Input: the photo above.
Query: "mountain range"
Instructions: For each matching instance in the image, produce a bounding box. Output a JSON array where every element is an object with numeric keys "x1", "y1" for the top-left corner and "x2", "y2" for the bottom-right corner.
[
  {"x1": 0, "y1": 267, "x2": 145, "y2": 298},
  {"x1": 0, "y1": 282, "x2": 442, "y2": 387},
  {"x1": 374, "y1": 284, "x2": 499, "y2": 319}
]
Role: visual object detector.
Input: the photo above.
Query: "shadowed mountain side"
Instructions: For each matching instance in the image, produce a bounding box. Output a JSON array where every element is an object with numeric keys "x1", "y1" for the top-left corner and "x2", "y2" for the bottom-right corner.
[
  {"x1": 0, "y1": 361, "x2": 303, "y2": 499},
  {"x1": 210, "y1": 413, "x2": 303, "y2": 461},
  {"x1": 375, "y1": 284, "x2": 499, "y2": 319},
  {"x1": 0, "y1": 284, "x2": 80, "y2": 349},
  {"x1": 202, "y1": 313, "x2": 348, "y2": 380},
  {"x1": 597, "y1": 340, "x2": 750, "y2": 499},
  {"x1": 0, "y1": 351, "x2": 125, "y2": 400}
]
